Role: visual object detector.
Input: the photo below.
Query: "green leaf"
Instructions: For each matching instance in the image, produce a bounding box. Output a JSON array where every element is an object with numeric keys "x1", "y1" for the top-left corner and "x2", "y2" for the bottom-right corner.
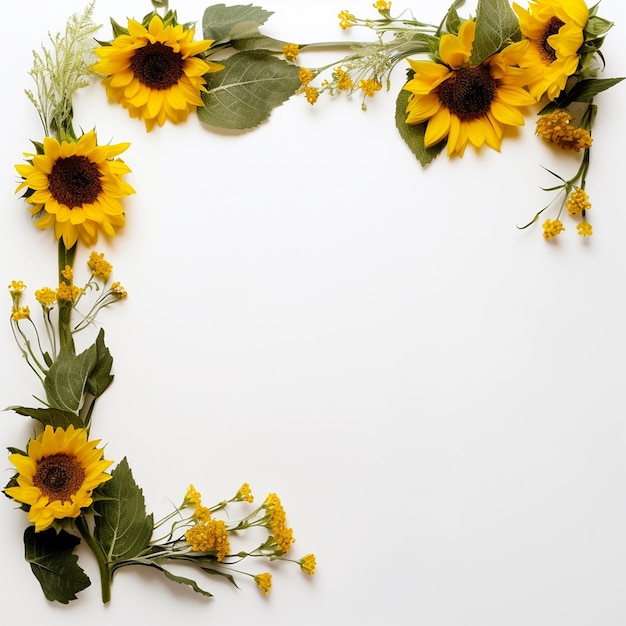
[
  {"x1": 85, "y1": 329, "x2": 114, "y2": 398},
  {"x1": 395, "y1": 72, "x2": 446, "y2": 167},
  {"x1": 24, "y1": 526, "x2": 90, "y2": 604},
  {"x1": 94, "y1": 457, "x2": 153, "y2": 563},
  {"x1": 230, "y1": 31, "x2": 291, "y2": 52},
  {"x1": 203, "y1": 4, "x2": 273, "y2": 45},
  {"x1": 468, "y1": 0, "x2": 521, "y2": 65},
  {"x1": 443, "y1": 0, "x2": 466, "y2": 34},
  {"x1": 43, "y1": 344, "x2": 97, "y2": 414},
  {"x1": 147, "y1": 563, "x2": 214, "y2": 597},
  {"x1": 198, "y1": 52, "x2": 301, "y2": 130},
  {"x1": 9, "y1": 406, "x2": 84, "y2": 429},
  {"x1": 554, "y1": 77, "x2": 624, "y2": 108}
]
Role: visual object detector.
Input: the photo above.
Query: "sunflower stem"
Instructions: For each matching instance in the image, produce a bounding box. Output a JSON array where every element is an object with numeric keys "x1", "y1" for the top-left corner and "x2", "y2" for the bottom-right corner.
[
  {"x1": 57, "y1": 241, "x2": 77, "y2": 355},
  {"x1": 76, "y1": 515, "x2": 112, "y2": 603}
]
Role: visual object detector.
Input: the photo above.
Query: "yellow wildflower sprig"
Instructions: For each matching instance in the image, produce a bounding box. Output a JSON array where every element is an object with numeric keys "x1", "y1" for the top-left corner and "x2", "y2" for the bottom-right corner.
[{"x1": 137, "y1": 483, "x2": 314, "y2": 597}]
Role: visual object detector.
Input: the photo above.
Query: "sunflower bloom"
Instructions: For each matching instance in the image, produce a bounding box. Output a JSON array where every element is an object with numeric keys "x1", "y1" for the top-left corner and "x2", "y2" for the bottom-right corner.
[
  {"x1": 93, "y1": 15, "x2": 223, "y2": 131},
  {"x1": 15, "y1": 130, "x2": 134, "y2": 249},
  {"x1": 5, "y1": 425, "x2": 113, "y2": 532},
  {"x1": 513, "y1": 0, "x2": 589, "y2": 100},
  {"x1": 404, "y1": 20, "x2": 536, "y2": 157}
]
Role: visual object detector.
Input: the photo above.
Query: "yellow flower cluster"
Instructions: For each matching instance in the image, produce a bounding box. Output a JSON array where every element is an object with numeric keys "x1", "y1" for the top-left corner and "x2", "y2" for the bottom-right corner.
[
  {"x1": 264, "y1": 492, "x2": 295, "y2": 554},
  {"x1": 373, "y1": 0, "x2": 392, "y2": 12},
  {"x1": 536, "y1": 110, "x2": 593, "y2": 152},
  {"x1": 359, "y1": 78, "x2": 382, "y2": 98},
  {"x1": 254, "y1": 572, "x2": 272, "y2": 595},
  {"x1": 35, "y1": 287, "x2": 57, "y2": 310},
  {"x1": 88, "y1": 251, "x2": 113, "y2": 281},
  {"x1": 566, "y1": 188, "x2": 591, "y2": 215},
  {"x1": 282, "y1": 43, "x2": 299, "y2": 63},
  {"x1": 11, "y1": 306, "x2": 30, "y2": 321},
  {"x1": 299, "y1": 553, "x2": 317, "y2": 575},
  {"x1": 542, "y1": 218, "x2": 565, "y2": 240},
  {"x1": 185, "y1": 518, "x2": 231, "y2": 561},
  {"x1": 56, "y1": 282, "x2": 83, "y2": 303},
  {"x1": 576, "y1": 221, "x2": 593, "y2": 236},
  {"x1": 235, "y1": 482, "x2": 254, "y2": 503}
]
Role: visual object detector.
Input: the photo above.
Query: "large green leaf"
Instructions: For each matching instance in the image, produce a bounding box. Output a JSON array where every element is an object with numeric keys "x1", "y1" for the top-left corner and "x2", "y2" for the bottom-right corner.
[
  {"x1": 94, "y1": 457, "x2": 153, "y2": 563},
  {"x1": 198, "y1": 52, "x2": 300, "y2": 130},
  {"x1": 540, "y1": 77, "x2": 625, "y2": 112},
  {"x1": 203, "y1": 4, "x2": 273, "y2": 44},
  {"x1": 24, "y1": 526, "x2": 90, "y2": 604},
  {"x1": 9, "y1": 406, "x2": 84, "y2": 429},
  {"x1": 468, "y1": 0, "x2": 520, "y2": 65},
  {"x1": 85, "y1": 329, "x2": 114, "y2": 398},
  {"x1": 43, "y1": 344, "x2": 97, "y2": 414},
  {"x1": 395, "y1": 72, "x2": 446, "y2": 167}
]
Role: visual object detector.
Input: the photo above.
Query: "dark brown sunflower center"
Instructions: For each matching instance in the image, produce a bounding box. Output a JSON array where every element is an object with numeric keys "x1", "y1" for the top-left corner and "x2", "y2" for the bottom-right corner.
[
  {"x1": 436, "y1": 65, "x2": 497, "y2": 121},
  {"x1": 48, "y1": 155, "x2": 103, "y2": 209},
  {"x1": 33, "y1": 454, "x2": 86, "y2": 503},
  {"x1": 131, "y1": 41, "x2": 185, "y2": 90},
  {"x1": 539, "y1": 17, "x2": 565, "y2": 63}
]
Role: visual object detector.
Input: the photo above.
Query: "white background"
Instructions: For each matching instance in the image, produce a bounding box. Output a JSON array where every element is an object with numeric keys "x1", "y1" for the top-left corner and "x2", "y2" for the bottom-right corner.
[{"x1": 1, "y1": 0, "x2": 626, "y2": 623}]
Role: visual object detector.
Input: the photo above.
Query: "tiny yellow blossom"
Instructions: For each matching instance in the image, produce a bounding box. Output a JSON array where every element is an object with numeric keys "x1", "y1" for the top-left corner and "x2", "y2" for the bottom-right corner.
[
  {"x1": 8, "y1": 280, "x2": 26, "y2": 297},
  {"x1": 254, "y1": 572, "x2": 272, "y2": 595},
  {"x1": 373, "y1": 0, "x2": 392, "y2": 12},
  {"x1": 56, "y1": 283, "x2": 82, "y2": 303},
  {"x1": 194, "y1": 505, "x2": 212, "y2": 523},
  {"x1": 11, "y1": 305, "x2": 30, "y2": 321},
  {"x1": 110, "y1": 282, "x2": 127, "y2": 299},
  {"x1": 338, "y1": 10, "x2": 356, "y2": 30},
  {"x1": 88, "y1": 251, "x2": 113, "y2": 281},
  {"x1": 334, "y1": 67, "x2": 354, "y2": 91},
  {"x1": 282, "y1": 43, "x2": 299, "y2": 63},
  {"x1": 299, "y1": 553, "x2": 317, "y2": 575},
  {"x1": 35, "y1": 287, "x2": 57, "y2": 311},
  {"x1": 542, "y1": 218, "x2": 565, "y2": 240},
  {"x1": 235, "y1": 482, "x2": 254, "y2": 503},
  {"x1": 61, "y1": 265, "x2": 74, "y2": 282},
  {"x1": 566, "y1": 188, "x2": 591, "y2": 215},
  {"x1": 358, "y1": 79, "x2": 382, "y2": 97},
  {"x1": 299, "y1": 67, "x2": 315, "y2": 86},
  {"x1": 577, "y1": 221, "x2": 593, "y2": 236},
  {"x1": 304, "y1": 86, "x2": 319, "y2": 105},
  {"x1": 185, "y1": 484, "x2": 202, "y2": 507}
]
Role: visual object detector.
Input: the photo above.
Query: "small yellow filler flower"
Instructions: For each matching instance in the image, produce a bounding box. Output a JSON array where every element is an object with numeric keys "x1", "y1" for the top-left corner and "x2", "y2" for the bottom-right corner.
[
  {"x1": 254, "y1": 572, "x2": 272, "y2": 595},
  {"x1": 5, "y1": 425, "x2": 113, "y2": 532},
  {"x1": 542, "y1": 218, "x2": 565, "y2": 239},
  {"x1": 15, "y1": 130, "x2": 134, "y2": 249},
  {"x1": 94, "y1": 15, "x2": 223, "y2": 131},
  {"x1": 300, "y1": 553, "x2": 317, "y2": 575}
]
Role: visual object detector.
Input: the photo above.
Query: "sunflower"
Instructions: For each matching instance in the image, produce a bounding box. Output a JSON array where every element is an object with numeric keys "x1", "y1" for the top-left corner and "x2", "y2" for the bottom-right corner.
[
  {"x1": 93, "y1": 15, "x2": 223, "y2": 131},
  {"x1": 404, "y1": 20, "x2": 536, "y2": 157},
  {"x1": 513, "y1": 0, "x2": 589, "y2": 100},
  {"x1": 5, "y1": 425, "x2": 113, "y2": 532},
  {"x1": 15, "y1": 130, "x2": 134, "y2": 249}
]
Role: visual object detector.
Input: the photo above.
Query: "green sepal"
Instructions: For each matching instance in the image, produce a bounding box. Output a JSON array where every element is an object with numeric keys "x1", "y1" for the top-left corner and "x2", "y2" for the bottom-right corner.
[
  {"x1": 24, "y1": 526, "x2": 91, "y2": 604},
  {"x1": 198, "y1": 51, "x2": 300, "y2": 130},
  {"x1": 8, "y1": 405, "x2": 85, "y2": 429},
  {"x1": 395, "y1": 71, "x2": 446, "y2": 167},
  {"x1": 94, "y1": 457, "x2": 153, "y2": 564},
  {"x1": 202, "y1": 4, "x2": 273, "y2": 45},
  {"x1": 468, "y1": 0, "x2": 521, "y2": 65}
]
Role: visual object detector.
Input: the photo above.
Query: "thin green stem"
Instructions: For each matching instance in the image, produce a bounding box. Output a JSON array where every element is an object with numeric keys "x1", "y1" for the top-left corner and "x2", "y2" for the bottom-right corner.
[{"x1": 57, "y1": 240, "x2": 76, "y2": 355}]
